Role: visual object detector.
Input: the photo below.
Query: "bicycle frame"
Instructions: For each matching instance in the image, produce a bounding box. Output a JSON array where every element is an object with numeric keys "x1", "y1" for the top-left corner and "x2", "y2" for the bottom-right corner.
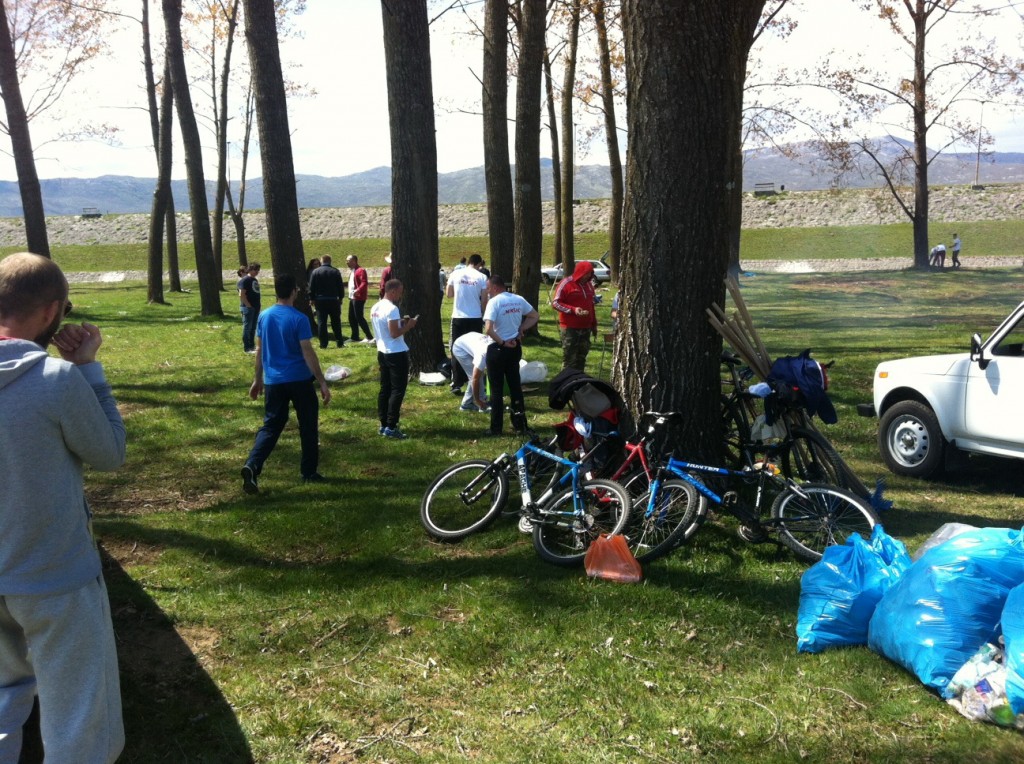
[{"x1": 508, "y1": 441, "x2": 590, "y2": 524}]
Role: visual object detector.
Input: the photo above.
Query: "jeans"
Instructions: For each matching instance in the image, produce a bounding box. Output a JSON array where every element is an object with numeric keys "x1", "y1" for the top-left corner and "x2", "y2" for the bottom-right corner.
[
  {"x1": 348, "y1": 299, "x2": 372, "y2": 341},
  {"x1": 315, "y1": 299, "x2": 343, "y2": 347},
  {"x1": 449, "y1": 317, "x2": 483, "y2": 388},
  {"x1": 486, "y1": 343, "x2": 526, "y2": 434},
  {"x1": 245, "y1": 378, "x2": 320, "y2": 477},
  {"x1": 240, "y1": 306, "x2": 258, "y2": 351},
  {"x1": 378, "y1": 351, "x2": 409, "y2": 429}
]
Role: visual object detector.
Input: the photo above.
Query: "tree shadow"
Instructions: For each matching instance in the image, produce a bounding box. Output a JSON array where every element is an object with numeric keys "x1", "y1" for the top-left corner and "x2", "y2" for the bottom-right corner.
[{"x1": 100, "y1": 545, "x2": 253, "y2": 763}]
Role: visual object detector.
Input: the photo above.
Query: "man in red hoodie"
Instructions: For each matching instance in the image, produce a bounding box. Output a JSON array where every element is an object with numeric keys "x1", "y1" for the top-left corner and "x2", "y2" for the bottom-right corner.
[
  {"x1": 345, "y1": 255, "x2": 373, "y2": 343},
  {"x1": 551, "y1": 260, "x2": 599, "y2": 371}
]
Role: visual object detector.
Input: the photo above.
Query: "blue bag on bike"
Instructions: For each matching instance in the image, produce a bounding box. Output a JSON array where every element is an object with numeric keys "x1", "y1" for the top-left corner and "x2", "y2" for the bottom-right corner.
[
  {"x1": 867, "y1": 526, "x2": 1024, "y2": 697},
  {"x1": 796, "y1": 525, "x2": 910, "y2": 653},
  {"x1": 766, "y1": 349, "x2": 837, "y2": 424},
  {"x1": 1003, "y1": 583, "x2": 1024, "y2": 715}
]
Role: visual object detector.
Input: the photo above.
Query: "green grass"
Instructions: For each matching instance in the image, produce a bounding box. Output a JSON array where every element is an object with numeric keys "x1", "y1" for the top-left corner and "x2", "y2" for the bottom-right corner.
[{"x1": 69, "y1": 267, "x2": 1024, "y2": 762}]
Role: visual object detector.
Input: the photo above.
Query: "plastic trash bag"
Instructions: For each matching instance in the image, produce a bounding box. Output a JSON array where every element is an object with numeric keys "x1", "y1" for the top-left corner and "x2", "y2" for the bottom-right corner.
[
  {"x1": 912, "y1": 522, "x2": 977, "y2": 562},
  {"x1": 324, "y1": 365, "x2": 351, "y2": 382},
  {"x1": 867, "y1": 526, "x2": 1024, "y2": 697},
  {"x1": 945, "y1": 643, "x2": 1024, "y2": 729},
  {"x1": 584, "y1": 533, "x2": 642, "y2": 583},
  {"x1": 796, "y1": 525, "x2": 911, "y2": 653},
  {"x1": 1004, "y1": 583, "x2": 1024, "y2": 715},
  {"x1": 519, "y1": 360, "x2": 548, "y2": 384}
]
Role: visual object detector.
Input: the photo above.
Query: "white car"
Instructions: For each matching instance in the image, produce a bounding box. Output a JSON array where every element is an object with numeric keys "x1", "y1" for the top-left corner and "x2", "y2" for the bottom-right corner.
[
  {"x1": 859, "y1": 301, "x2": 1024, "y2": 478},
  {"x1": 540, "y1": 258, "x2": 611, "y2": 285}
]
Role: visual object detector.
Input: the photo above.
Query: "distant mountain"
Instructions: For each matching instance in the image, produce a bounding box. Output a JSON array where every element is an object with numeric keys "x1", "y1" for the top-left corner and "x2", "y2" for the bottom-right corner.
[{"x1": 3, "y1": 141, "x2": 1023, "y2": 217}]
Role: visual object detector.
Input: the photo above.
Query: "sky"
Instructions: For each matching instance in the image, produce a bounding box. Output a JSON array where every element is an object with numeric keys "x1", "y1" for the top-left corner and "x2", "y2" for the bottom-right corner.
[{"x1": 1, "y1": 0, "x2": 1021, "y2": 183}]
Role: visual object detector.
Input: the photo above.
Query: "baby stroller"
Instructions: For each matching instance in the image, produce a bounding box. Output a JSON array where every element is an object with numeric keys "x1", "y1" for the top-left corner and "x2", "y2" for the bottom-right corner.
[{"x1": 547, "y1": 368, "x2": 625, "y2": 477}]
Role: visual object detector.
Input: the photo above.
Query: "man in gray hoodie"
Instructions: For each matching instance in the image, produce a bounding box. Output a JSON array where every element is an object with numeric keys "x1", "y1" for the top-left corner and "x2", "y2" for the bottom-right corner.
[{"x1": 0, "y1": 252, "x2": 127, "y2": 763}]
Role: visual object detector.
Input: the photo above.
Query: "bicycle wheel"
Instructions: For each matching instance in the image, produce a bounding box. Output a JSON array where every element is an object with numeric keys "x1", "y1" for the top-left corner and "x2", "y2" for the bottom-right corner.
[
  {"x1": 620, "y1": 467, "x2": 652, "y2": 500},
  {"x1": 532, "y1": 478, "x2": 631, "y2": 567},
  {"x1": 420, "y1": 459, "x2": 509, "y2": 541},
  {"x1": 780, "y1": 427, "x2": 845, "y2": 486},
  {"x1": 721, "y1": 395, "x2": 752, "y2": 469},
  {"x1": 770, "y1": 482, "x2": 880, "y2": 563},
  {"x1": 627, "y1": 479, "x2": 700, "y2": 564}
]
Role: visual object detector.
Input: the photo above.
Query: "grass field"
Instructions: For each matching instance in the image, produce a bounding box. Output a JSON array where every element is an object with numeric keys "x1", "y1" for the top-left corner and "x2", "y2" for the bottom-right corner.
[{"x1": 56, "y1": 260, "x2": 1024, "y2": 762}]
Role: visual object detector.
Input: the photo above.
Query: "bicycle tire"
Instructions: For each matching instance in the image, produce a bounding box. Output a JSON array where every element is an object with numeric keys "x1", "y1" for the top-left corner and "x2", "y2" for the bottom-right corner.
[
  {"x1": 770, "y1": 482, "x2": 880, "y2": 563},
  {"x1": 781, "y1": 427, "x2": 845, "y2": 484},
  {"x1": 721, "y1": 395, "x2": 753, "y2": 469},
  {"x1": 627, "y1": 479, "x2": 700, "y2": 564},
  {"x1": 420, "y1": 459, "x2": 509, "y2": 541},
  {"x1": 620, "y1": 467, "x2": 652, "y2": 500},
  {"x1": 531, "y1": 478, "x2": 631, "y2": 567}
]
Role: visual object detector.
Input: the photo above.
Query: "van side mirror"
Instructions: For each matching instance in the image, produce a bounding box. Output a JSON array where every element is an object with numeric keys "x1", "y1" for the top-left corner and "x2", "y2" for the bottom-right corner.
[{"x1": 970, "y1": 333, "x2": 989, "y2": 370}]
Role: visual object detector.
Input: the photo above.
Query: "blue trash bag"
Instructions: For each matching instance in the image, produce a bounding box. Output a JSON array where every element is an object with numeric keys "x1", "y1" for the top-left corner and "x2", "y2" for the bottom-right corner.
[
  {"x1": 796, "y1": 525, "x2": 911, "y2": 653},
  {"x1": 867, "y1": 526, "x2": 1024, "y2": 697},
  {"x1": 1004, "y1": 583, "x2": 1024, "y2": 715}
]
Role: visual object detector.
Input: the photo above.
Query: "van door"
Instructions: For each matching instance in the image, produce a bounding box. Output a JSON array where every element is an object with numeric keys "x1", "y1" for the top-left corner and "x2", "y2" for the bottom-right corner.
[{"x1": 963, "y1": 314, "x2": 1024, "y2": 449}]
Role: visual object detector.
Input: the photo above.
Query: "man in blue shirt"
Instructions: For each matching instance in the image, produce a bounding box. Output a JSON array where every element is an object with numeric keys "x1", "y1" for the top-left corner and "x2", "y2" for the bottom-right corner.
[{"x1": 242, "y1": 274, "x2": 331, "y2": 493}]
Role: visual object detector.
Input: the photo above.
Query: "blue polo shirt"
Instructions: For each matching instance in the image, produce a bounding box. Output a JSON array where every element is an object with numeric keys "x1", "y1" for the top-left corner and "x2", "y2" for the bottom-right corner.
[{"x1": 257, "y1": 304, "x2": 314, "y2": 384}]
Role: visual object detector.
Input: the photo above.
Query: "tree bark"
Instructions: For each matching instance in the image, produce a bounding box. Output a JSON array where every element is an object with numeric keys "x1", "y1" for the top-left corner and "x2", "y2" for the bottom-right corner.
[
  {"x1": 482, "y1": 0, "x2": 515, "y2": 281},
  {"x1": 381, "y1": 0, "x2": 445, "y2": 373},
  {"x1": 614, "y1": 0, "x2": 765, "y2": 459},
  {"x1": 163, "y1": 0, "x2": 222, "y2": 316},
  {"x1": 0, "y1": 5, "x2": 49, "y2": 257},
  {"x1": 592, "y1": 0, "x2": 623, "y2": 279},
  {"x1": 558, "y1": 0, "x2": 581, "y2": 275},
  {"x1": 147, "y1": 53, "x2": 174, "y2": 304},
  {"x1": 243, "y1": 0, "x2": 308, "y2": 312},
  {"x1": 543, "y1": 49, "x2": 562, "y2": 267},
  {"x1": 910, "y1": 3, "x2": 929, "y2": 268},
  {"x1": 511, "y1": 0, "x2": 546, "y2": 310},
  {"x1": 212, "y1": 0, "x2": 240, "y2": 283}
]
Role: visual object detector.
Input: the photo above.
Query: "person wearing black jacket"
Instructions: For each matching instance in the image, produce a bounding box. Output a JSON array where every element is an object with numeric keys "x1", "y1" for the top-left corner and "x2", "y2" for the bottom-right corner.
[{"x1": 309, "y1": 255, "x2": 345, "y2": 348}]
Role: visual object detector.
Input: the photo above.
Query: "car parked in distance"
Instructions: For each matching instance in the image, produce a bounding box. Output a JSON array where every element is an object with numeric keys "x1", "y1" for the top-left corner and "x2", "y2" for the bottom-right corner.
[
  {"x1": 859, "y1": 301, "x2": 1024, "y2": 479},
  {"x1": 540, "y1": 256, "x2": 611, "y2": 285}
]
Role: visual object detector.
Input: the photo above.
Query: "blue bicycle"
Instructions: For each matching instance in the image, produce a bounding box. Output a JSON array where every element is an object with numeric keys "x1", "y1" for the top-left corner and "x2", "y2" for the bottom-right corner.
[
  {"x1": 420, "y1": 436, "x2": 631, "y2": 567},
  {"x1": 626, "y1": 414, "x2": 879, "y2": 564}
]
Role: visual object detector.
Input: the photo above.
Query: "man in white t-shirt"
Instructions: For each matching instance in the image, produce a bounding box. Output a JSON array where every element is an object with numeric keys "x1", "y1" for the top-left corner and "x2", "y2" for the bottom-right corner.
[
  {"x1": 451, "y1": 331, "x2": 493, "y2": 413},
  {"x1": 370, "y1": 279, "x2": 417, "y2": 439},
  {"x1": 482, "y1": 275, "x2": 539, "y2": 436},
  {"x1": 445, "y1": 253, "x2": 488, "y2": 395}
]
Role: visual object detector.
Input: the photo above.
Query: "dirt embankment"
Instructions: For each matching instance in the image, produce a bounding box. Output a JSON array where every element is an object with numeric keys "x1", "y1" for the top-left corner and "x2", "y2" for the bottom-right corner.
[{"x1": 2, "y1": 184, "x2": 1022, "y2": 249}]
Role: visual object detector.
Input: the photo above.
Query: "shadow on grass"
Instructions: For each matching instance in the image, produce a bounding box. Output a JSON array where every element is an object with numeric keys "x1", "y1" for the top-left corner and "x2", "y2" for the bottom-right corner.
[{"x1": 100, "y1": 546, "x2": 253, "y2": 763}]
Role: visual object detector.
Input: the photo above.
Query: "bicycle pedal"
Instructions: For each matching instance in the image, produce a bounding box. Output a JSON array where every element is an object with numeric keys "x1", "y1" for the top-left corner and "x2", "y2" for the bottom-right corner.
[{"x1": 721, "y1": 491, "x2": 739, "y2": 507}]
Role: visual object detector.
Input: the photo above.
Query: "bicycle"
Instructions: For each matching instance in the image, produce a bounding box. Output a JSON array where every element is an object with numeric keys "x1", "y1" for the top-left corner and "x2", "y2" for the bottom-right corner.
[
  {"x1": 719, "y1": 350, "x2": 870, "y2": 497},
  {"x1": 420, "y1": 435, "x2": 632, "y2": 567},
  {"x1": 625, "y1": 420, "x2": 880, "y2": 563}
]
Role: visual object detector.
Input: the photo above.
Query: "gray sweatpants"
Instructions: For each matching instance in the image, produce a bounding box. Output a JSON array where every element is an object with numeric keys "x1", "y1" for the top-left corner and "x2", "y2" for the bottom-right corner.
[{"x1": 0, "y1": 576, "x2": 124, "y2": 764}]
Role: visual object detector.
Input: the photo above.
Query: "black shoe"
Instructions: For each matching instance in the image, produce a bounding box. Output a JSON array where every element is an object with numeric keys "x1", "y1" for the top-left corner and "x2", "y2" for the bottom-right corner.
[
  {"x1": 302, "y1": 473, "x2": 326, "y2": 483},
  {"x1": 241, "y1": 465, "x2": 259, "y2": 494},
  {"x1": 450, "y1": 386, "x2": 463, "y2": 397}
]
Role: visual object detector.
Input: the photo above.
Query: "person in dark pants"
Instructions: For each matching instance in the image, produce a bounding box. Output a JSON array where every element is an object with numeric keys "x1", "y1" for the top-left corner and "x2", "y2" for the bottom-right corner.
[
  {"x1": 241, "y1": 274, "x2": 331, "y2": 493},
  {"x1": 238, "y1": 262, "x2": 261, "y2": 353},
  {"x1": 482, "y1": 275, "x2": 539, "y2": 436},
  {"x1": 445, "y1": 253, "x2": 488, "y2": 395},
  {"x1": 371, "y1": 279, "x2": 418, "y2": 439},
  {"x1": 345, "y1": 254, "x2": 374, "y2": 343},
  {"x1": 309, "y1": 254, "x2": 345, "y2": 348}
]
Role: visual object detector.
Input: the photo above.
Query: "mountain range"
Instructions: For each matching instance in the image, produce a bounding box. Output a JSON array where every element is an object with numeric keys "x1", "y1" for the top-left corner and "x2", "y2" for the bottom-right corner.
[{"x1": 2, "y1": 140, "x2": 1022, "y2": 217}]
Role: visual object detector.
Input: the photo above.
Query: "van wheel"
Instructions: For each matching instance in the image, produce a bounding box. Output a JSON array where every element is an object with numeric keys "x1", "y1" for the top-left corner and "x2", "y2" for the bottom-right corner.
[{"x1": 878, "y1": 400, "x2": 945, "y2": 479}]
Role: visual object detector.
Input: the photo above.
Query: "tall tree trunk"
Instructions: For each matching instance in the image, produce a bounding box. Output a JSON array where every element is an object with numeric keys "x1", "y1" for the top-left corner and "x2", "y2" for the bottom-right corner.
[
  {"x1": 511, "y1": 0, "x2": 546, "y2": 310},
  {"x1": 558, "y1": 0, "x2": 581, "y2": 275},
  {"x1": 592, "y1": 0, "x2": 622, "y2": 280},
  {"x1": 163, "y1": 0, "x2": 222, "y2": 316},
  {"x1": 482, "y1": 0, "x2": 515, "y2": 281},
  {"x1": 614, "y1": 0, "x2": 765, "y2": 459},
  {"x1": 148, "y1": 57, "x2": 174, "y2": 304},
  {"x1": 213, "y1": 0, "x2": 240, "y2": 284},
  {"x1": 144, "y1": 1, "x2": 167, "y2": 304},
  {"x1": 226, "y1": 84, "x2": 255, "y2": 267},
  {"x1": 243, "y1": 0, "x2": 307, "y2": 311},
  {"x1": 381, "y1": 0, "x2": 444, "y2": 373},
  {"x1": 543, "y1": 49, "x2": 562, "y2": 267},
  {"x1": 911, "y1": 3, "x2": 929, "y2": 268},
  {"x1": 0, "y1": 5, "x2": 49, "y2": 257},
  {"x1": 166, "y1": 194, "x2": 181, "y2": 292}
]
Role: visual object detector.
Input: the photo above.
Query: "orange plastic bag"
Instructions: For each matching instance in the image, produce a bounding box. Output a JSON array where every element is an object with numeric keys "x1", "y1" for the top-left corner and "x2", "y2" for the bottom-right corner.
[{"x1": 584, "y1": 533, "x2": 642, "y2": 583}]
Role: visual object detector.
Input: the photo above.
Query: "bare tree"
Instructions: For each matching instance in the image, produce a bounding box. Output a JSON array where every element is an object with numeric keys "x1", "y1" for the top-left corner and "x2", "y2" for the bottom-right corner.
[
  {"x1": 511, "y1": 0, "x2": 546, "y2": 310},
  {"x1": 557, "y1": 0, "x2": 581, "y2": 275},
  {"x1": 482, "y1": 0, "x2": 515, "y2": 280},
  {"x1": 243, "y1": 0, "x2": 307, "y2": 307},
  {"x1": 613, "y1": 0, "x2": 765, "y2": 455},
  {"x1": 163, "y1": 0, "x2": 222, "y2": 315},
  {"x1": 818, "y1": 0, "x2": 1024, "y2": 267},
  {"x1": 542, "y1": 47, "x2": 562, "y2": 267},
  {"x1": 590, "y1": 0, "x2": 622, "y2": 278},
  {"x1": 381, "y1": 0, "x2": 445, "y2": 373},
  {"x1": 0, "y1": 2, "x2": 47, "y2": 255}
]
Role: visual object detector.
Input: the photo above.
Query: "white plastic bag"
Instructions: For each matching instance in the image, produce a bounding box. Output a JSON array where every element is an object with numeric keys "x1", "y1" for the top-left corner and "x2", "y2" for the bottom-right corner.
[
  {"x1": 324, "y1": 365, "x2": 351, "y2": 382},
  {"x1": 519, "y1": 360, "x2": 548, "y2": 384}
]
